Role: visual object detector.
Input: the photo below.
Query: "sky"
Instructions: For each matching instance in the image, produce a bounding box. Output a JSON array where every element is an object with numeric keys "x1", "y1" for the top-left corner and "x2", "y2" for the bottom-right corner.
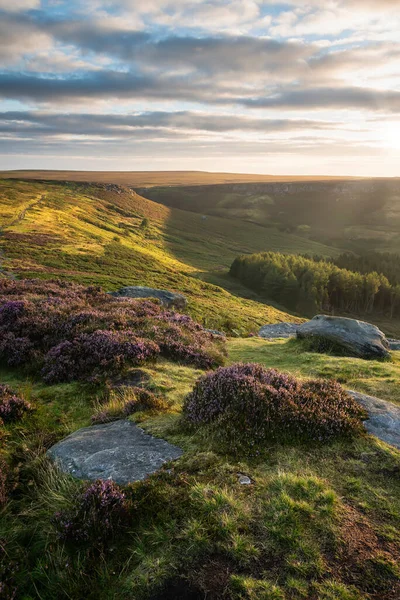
[{"x1": 0, "y1": 0, "x2": 400, "y2": 175}]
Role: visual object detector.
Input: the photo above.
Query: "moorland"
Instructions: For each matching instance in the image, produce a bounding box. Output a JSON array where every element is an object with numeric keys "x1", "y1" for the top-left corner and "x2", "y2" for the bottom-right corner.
[{"x1": 1, "y1": 171, "x2": 400, "y2": 600}]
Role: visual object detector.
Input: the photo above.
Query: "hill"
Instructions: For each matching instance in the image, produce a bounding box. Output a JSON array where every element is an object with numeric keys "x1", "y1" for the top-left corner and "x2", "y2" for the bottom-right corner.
[
  {"x1": 0, "y1": 170, "x2": 364, "y2": 187},
  {"x1": 141, "y1": 179, "x2": 400, "y2": 254},
  {"x1": 0, "y1": 178, "x2": 340, "y2": 333}
]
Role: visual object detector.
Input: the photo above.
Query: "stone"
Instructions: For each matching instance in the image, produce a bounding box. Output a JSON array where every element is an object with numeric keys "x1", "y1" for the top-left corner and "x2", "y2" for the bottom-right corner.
[
  {"x1": 110, "y1": 286, "x2": 187, "y2": 310},
  {"x1": 47, "y1": 420, "x2": 183, "y2": 484},
  {"x1": 296, "y1": 315, "x2": 390, "y2": 359},
  {"x1": 237, "y1": 473, "x2": 252, "y2": 485},
  {"x1": 204, "y1": 328, "x2": 226, "y2": 337},
  {"x1": 388, "y1": 339, "x2": 400, "y2": 351},
  {"x1": 347, "y1": 390, "x2": 400, "y2": 449},
  {"x1": 259, "y1": 322, "x2": 299, "y2": 339}
]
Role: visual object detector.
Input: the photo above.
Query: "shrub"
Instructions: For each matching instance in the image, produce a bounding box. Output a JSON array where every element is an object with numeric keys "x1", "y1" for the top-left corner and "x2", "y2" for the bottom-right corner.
[
  {"x1": 0, "y1": 279, "x2": 225, "y2": 381},
  {"x1": 0, "y1": 540, "x2": 18, "y2": 600},
  {"x1": 183, "y1": 364, "x2": 366, "y2": 451},
  {"x1": 53, "y1": 480, "x2": 129, "y2": 546},
  {"x1": 0, "y1": 385, "x2": 31, "y2": 424},
  {"x1": 42, "y1": 330, "x2": 160, "y2": 383}
]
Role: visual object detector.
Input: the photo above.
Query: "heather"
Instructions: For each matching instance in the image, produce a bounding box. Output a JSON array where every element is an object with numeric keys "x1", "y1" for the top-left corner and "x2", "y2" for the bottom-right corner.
[
  {"x1": 183, "y1": 363, "x2": 366, "y2": 450},
  {"x1": 0, "y1": 279, "x2": 225, "y2": 382},
  {"x1": 0, "y1": 385, "x2": 31, "y2": 424},
  {"x1": 53, "y1": 480, "x2": 129, "y2": 547}
]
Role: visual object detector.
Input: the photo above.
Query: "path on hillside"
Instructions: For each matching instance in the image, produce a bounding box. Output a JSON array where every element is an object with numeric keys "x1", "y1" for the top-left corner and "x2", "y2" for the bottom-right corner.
[{"x1": 259, "y1": 323, "x2": 400, "y2": 450}]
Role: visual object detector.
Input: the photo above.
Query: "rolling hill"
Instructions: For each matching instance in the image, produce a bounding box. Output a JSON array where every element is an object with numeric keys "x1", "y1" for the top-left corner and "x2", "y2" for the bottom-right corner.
[{"x1": 0, "y1": 178, "x2": 340, "y2": 333}]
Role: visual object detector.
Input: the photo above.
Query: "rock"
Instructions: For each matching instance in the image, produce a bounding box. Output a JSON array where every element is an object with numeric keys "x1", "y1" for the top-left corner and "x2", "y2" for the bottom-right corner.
[
  {"x1": 47, "y1": 420, "x2": 183, "y2": 484},
  {"x1": 388, "y1": 339, "x2": 400, "y2": 351},
  {"x1": 347, "y1": 390, "x2": 400, "y2": 449},
  {"x1": 258, "y1": 322, "x2": 299, "y2": 339},
  {"x1": 237, "y1": 473, "x2": 252, "y2": 485},
  {"x1": 204, "y1": 328, "x2": 226, "y2": 337},
  {"x1": 296, "y1": 315, "x2": 390, "y2": 360},
  {"x1": 111, "y1": 286, "x2": 187, "y2": 310}
]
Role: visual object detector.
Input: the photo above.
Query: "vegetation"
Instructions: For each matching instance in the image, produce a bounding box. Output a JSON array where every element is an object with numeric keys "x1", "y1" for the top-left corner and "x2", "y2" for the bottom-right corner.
[
  {"x1": 333, "y1": 251, "x2": 400, "y2": 286},
  {"x1": 0, "y1": 178, "x2": 316, "y2": 334},
  {"x1": 0, "y1": 279, "x2": 225, "y2": 382},
  {"x1": 183, "y1": 363, "x2": 366, "y2": 452},
  {"x1": 1, "y1": 175, "x2": 400, "y2": 599},
  {"x1": 230, "y1": 251, "x2": 400, "y2": 319}
]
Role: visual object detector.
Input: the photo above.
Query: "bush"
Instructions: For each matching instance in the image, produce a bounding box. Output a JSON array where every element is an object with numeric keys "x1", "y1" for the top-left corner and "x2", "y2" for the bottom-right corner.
[
  {"x1": 0, "y1": 385, "x2": 31, "y2": 424},
  {"x1": 41, "y1": 330, "x2": 160, "y2": 383},
  {"x1": 53, "y1": 480, "x2": 129, "y2": 546},
  {"x1": 0, "y1": 279, "x2": 225, "y2": 382},
  {"x1": 183, "y1": 364, "x2": 366, "y2": 451}
]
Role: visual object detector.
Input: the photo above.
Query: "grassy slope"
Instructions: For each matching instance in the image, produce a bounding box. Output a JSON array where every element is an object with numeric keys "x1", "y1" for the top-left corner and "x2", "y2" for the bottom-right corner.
[
  {"x1": 0, "y1": 178, "x2": 339, "y2": 332},
  {"x1": 2, "y1": 345, "x2": 400, "y2": 599}
]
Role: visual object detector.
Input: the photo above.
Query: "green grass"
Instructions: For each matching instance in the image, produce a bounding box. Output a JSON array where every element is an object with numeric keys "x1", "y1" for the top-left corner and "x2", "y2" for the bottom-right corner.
[
  {"x1": 2, "y1": 359, "x2": 400, "y2": 599},
  {"x1": 228, "y1": 338, "x2": 400, "y2": 405}
]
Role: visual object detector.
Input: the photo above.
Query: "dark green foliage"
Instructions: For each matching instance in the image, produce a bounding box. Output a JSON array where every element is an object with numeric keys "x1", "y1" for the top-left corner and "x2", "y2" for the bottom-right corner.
[
  {"x1": 334, "y1": 251, "x2": 400, "y2": 286},
  {"x1": 183, "y1": 363, "x2": 366, "y2": 452},
  {"x1": 230, "y1": 251, "x2": 400, "y2": 318}
]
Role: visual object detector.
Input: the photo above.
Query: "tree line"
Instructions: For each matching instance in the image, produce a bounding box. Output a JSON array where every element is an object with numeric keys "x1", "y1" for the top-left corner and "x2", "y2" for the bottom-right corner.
[{"x1": 230, "y1": 251, "x2": 400, "y2": 318}]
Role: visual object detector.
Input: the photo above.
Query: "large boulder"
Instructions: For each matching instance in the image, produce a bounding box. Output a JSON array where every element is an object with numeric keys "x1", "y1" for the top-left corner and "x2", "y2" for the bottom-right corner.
[
  {"x1": 111, "y1": 286, "x2": 187, "y2": 309},
  {"x1": 296, "y1": 315, "x2": 390, "y2": 359},
  {"x1": 48, "y1": 420, "x2": 183, "y2": 484}
]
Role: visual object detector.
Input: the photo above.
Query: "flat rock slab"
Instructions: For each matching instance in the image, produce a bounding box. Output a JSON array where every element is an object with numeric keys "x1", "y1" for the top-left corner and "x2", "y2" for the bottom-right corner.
[
  {"x1": 48, "y1": 420, "x2": 183, "y2": 484},
  {"x1": 259, "y1": 322, "x2": 299, "y2": 339},
  {"x1": 348, "y1": 390, "x2": 400, "y2": 450}
]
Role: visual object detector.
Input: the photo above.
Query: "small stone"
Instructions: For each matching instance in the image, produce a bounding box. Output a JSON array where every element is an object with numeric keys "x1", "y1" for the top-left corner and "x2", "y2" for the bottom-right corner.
[{"x1": 238, "y1": 473, "x2": 252, "y2": 485}]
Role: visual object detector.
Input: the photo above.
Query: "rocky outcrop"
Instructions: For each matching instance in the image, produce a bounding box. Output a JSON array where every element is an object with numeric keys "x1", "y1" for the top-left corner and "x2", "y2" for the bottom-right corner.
[
  {"x1": 47, "y1": 420, "x2": 183, "y2": 484},
  {"x1": 296, "y1": 315, "x2": 390, "y2": 359},
  {"x1": 111, "y1": 286, "x2": 187, "y2": 309}
]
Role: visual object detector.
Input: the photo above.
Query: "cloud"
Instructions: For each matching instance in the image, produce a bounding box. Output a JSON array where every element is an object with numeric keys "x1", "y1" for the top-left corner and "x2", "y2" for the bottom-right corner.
[
  {"x1": 0, "y1": 110, "x2": 339, "y2": 139},
  {"x1": 0, "y1": 0, "x2": 39, "y2": 11}
]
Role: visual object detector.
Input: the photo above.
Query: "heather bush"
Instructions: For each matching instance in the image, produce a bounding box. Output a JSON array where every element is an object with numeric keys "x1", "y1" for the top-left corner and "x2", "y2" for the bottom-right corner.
[
  {"x1": 0, "y1": 385, "x2": 31, "y2": 424},
  {"x1": 183, "y1": 363, "x2": 366, "y2": 451},
  {"x1": 0, "y1": 279, "x2": 225, "y2": 382},
  {"x1": 41, "y1": 330, "x2": 160, "y2": 383},
  {"x1": 53, "y1": 480, "x2": 129, "y2": 546}
]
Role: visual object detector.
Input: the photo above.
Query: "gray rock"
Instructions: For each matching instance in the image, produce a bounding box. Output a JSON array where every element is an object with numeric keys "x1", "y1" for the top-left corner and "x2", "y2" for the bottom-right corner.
[
  {"x1": 47, "y1": 420, "x2": 183, "y2": 484},
  {"x1": 237, "y1": 473, "x2": 252, "y2": 485},
  {"x1": 347, "y1": 390, "x2": 400, "y2": 449},
  {"x1": 111, "y1": 286, "x2": 187, "y2": 309},
  {"x1": 296, "y1": 315, "x2": 390, "y2": 359},
  {"x1": 259, "y1": 322, "x2": 299, "y2": 339},
  {"x1": 204, "y1": 328, "x2": 226, "y2": 337},
  {"x1": 388, "y1": 338, "x2": 400, "y2": 351}
]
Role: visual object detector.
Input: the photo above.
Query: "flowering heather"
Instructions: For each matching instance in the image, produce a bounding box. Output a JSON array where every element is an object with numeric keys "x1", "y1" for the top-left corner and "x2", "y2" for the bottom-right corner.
[
  {"x1": 0, "y1": 279, "x2": 225, "y2": 382},
  {"x1": 53, "y1": 480, "x2": 128, "y2": 546},
  {"x1": 41, "y1": 330, "x2": 160, "y2": 383},
  {"x1": 0, "y1": 385, "x2": 31, "y2": 424},
  {"x1": 183, "y1": 363, "x2": 366, "y2": 449}
]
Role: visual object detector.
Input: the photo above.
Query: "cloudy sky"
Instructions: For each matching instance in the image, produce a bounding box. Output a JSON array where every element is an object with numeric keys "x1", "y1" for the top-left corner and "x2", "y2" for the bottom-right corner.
[{"x1": 1, "y1": 0, "x2": 400, "y2": 175}]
